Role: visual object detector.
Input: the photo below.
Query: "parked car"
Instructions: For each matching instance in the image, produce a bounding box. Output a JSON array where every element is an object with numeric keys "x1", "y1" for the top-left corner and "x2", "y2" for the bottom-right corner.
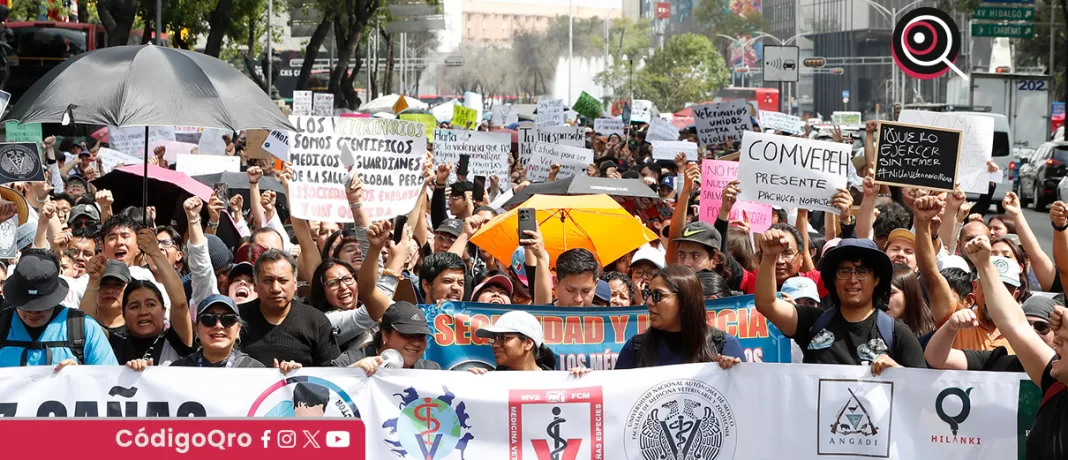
[{"x1": 1017, "y1": 141, "x2": 1068, "y2": 211}]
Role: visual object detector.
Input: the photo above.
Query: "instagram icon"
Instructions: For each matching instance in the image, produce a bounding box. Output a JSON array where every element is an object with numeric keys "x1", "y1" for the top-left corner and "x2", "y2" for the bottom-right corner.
[{"x1": 277, "y1": 430, "x2": 297, "y2": 449}]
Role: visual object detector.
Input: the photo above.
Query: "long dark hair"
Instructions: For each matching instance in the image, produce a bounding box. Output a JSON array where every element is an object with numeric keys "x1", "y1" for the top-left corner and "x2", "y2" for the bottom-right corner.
[
  {"x1": 890, "y1": 264, "x2": 933, "y2": 336},
  {"x1": 495, "y1": 333, "x2": 557, "y2": 371},
  {"x1": 991, "y1": 236, "x2": 1032, "y2": 302},
  {"x1": 638, "y1": 265, "x2": 716, "y2": 367},
  {"x1": 122, "y1": 279, "x2": 164, "y2": 310},
  {"x1": 308, "y1": 259, "x2": 358, "y2": 313}
]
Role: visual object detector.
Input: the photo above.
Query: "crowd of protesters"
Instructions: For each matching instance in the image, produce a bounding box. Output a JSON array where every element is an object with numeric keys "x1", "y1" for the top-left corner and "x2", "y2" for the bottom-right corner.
[{"x1": 0, "y1": 112, "x2": 1064, "y2": 459}]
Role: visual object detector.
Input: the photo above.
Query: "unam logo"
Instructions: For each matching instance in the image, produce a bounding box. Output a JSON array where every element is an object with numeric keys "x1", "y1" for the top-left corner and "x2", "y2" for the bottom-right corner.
[
  {"x1": 382, "y1": 386, "x2": 474, "y2": 460},
  {"x1": 623, "y1": 379, "x2": 736, "y2": 460},
  {"x1": 247, "y1": 376, "x2": 358, "y2": 417}
]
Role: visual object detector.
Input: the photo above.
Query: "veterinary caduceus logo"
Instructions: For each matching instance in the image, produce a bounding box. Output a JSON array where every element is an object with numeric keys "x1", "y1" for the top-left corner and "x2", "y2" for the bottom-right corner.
[
  {"x1": 382, "y1": 386, "x2": 474, "y2": 460},
  {"x1": 531, "y1": 407, "x2": 582, "y2": 460}
]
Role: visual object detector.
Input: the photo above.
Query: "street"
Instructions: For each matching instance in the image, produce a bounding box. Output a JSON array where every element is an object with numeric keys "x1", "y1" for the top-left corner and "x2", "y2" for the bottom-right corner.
[{"x1": 1018, "y1": 207, "x2": 1055, "y2": 256}]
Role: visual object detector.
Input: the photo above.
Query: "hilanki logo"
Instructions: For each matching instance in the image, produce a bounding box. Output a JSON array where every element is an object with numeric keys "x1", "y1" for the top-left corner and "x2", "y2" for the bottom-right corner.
[
  {"x1": 817, "y1": 379, "x2": 893, "y2": 458},
  {"x1": 508, "y1": 387, "x2": 605, "y2": 460},
  {"x1": 932, "y1": 387, "x2": 981, "y2": 445},
  {"x1": 382, "y1": 386, "x2": 474, "y2": 460},
  {"x1": 247, "y1": 376, "x2": 358, "y2": 417},
  {"x1": 623, "y1": 379, "x2": 737, "y2": 460}
]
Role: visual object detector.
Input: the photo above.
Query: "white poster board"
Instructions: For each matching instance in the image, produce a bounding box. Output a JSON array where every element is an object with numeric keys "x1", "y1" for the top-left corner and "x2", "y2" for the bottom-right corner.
[
  {"x1": 651, "y1": 140, "x2": 698, "y2": 161},
  {"x1": 897, "y1": 110, "x2": 995, "y2": 194},
  {"x1": 288, "y1": 115, "x2": 427, "y2": 222},
  {"x1": 759, "y1": 110, "x2": 805, "y2": 134},
  {"x1": 292, "y1": 90, "x2": 313, "y2": 116},
  {"x1": 107, "y1": 126, "x2": 176, "y2": 157},
  {"x1": 737, "y1": 131, "x2": 850, "y2": 213},
  {"x1": 432, "y1": 130, "x2": 511, "y2": 187},
  {"x1": 526, "y1": 142, "x2": 594, "y2": 182},
  {"x1": 646, "y1": 117, "x2": 680, "y2": 141},
  {"x1": 693, "y1": 100, "x2": 750, "y2": 146},
  {"x1": 631, "y1": 100, "x2": 653, "y2": 123},
  {"x1": 491, "y1": 105, "x2": 519, "y2": 126},
  {"x1": 175, "y1": 153, "x2": 240, "y2": 177},
  {"x1": 518, "y1": 126, "x2": 585, "y2": 166},
  {"x1": 535, "y1": 99, "x2": 565, "y2": 127},
  {"x1": 463, "y1": 92, "x2": 484, "y2": 125},
  {"x1": 262, "y1": 130, "x2": 291, "y2": 161},
  {"x1": 96, "y1": 147, "x2": 144, "y2": 174},
  {"x1": 196, "y1": 128, "x2": 230, "y2": 155},
  {"x1": 432, "y1": 100, "x2": 458, "y2": 123},
  {"x1": 594, "y1": 118, "x2": 625, "y2": 138},
  {"x1": 313, "y1": 93, "x2": 334, "y2": 117}
]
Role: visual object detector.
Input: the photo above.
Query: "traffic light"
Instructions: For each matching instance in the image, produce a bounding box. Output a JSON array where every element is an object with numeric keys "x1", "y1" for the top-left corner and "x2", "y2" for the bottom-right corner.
[{"x1": 803, "y1": 58, "x2": 826, "y2": 68}]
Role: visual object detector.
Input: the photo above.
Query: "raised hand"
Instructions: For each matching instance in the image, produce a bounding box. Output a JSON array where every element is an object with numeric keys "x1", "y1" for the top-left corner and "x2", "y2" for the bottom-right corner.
[
  {"x1": 963, "y1": 234, "x2": 992, "y2": 264},
  {"x1": 1002, "y1": 191, "x2": 1022, "y2": 216},
  {"x1": 719, "y1": 180, "x2": 741, "y2": 220},
  {"x1": 911, "y1": 195, "x2": 944, "y2": 224},
  {"x1": 1051, "y1": 201, "x2": 1068, "y2": 228},
  {"x1": 85, "y1": 254, "x2": 108, "y2": 281},
  {"x1": 95, "y1": 190, "x2": 114, "y2": 209},
  {"x1": 136, "y1": 228, "x2": 162, "y2": 257},
  {"x1": 183, "y1": 196, "x2": 203, "y2": 218},
  {"x1": 946, "y1": 308, "x2": 979, "y2": 331},
  {"x1": 39, "y1": 200, "x2": 56, "y2": 221},
  {"x1": 862, "y1": 173, "x2": 877, "y2": 198},
  {"x1": 347, "y1": 173, "x2": 364, "y2": 204},
  {"x1": 435, "y1": 163, "x2": 452, "y2": 185},
  {"x1": 207, "y1": 195, "x2": 225, "y2": 221},
  {"x1": 759, "y1": 229, "x2": 791, "y2": 258},
  {"x1": 0, "y1": 199, "x2": 15, "y2": 223},
  {"x1": 153, "y1": 145, "x2": 166, "y2": 158},
  {"x1": 366, "y1": 220, "x2": 393, "y2": 249},
  {"x1": 247, "y1": 166, "x2": 263, "y2": 184},
  {"x1": 831, "y1": 187, "x2": 853, "y2": 217},
  {"x1": 463, "y1": 215, "x2": 485, "y2": 237},
  {"x1": 946, "y1": 184, "x2": 966, "y2": 211},
  {"x1": 229, "y1": 194, "x2": 244, "y2": 216}
]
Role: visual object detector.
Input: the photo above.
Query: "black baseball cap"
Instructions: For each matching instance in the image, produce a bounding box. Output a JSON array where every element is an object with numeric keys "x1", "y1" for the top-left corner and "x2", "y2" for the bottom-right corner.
[
  {"x1": 101, "y1": 260, "x2": 132, "y2": 283},
  {"x1": 436, "y1": 219, "x2": 463, "y2": 238},
  {"x1": 381, "y1": 301, "x2": 432, "y2": 336},
  {"x1": 673, "y1": 222, "x2": 722, "y2": 251}
]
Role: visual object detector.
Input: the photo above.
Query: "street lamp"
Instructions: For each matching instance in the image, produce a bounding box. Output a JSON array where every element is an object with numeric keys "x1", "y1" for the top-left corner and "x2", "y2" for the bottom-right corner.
[
  {"x1": 858, "y1": 0, "x2": 927, "y2": 104},
  {"x1": 623, "y1": 54, "x2": 634, "y2": 103}
]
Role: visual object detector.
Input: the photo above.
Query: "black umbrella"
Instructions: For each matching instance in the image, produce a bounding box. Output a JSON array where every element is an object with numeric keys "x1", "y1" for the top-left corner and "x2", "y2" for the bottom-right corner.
[
  {"x1": 4, "y1": 45, "x2": 294, "y2": 225},
  {"x1": 191, "y1": 172, "x2": 286, "y2": 205},
  {"x1": 502, "y1": 175, "x2": 659, "y2": 209}
]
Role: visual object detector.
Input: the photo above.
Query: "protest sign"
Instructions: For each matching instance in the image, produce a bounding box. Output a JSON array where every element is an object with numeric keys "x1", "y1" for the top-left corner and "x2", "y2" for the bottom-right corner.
[
  {"x1": 176, "y1": 154, "x2": 240, "y2": 177},
  {"x1": 432, "y1": 129, "x2": 510, "y2": 187},
  {"x1": 173, "y1": 126, "x2": 203, "y2": 144},
  {"x1": 312, "y1": 93, "x2": 334, "y2": 116},
  {"x1": 108, "y1": 126, "x2": 177, "y2": 157},
  {"x1": 737, "y1": 131, "x2": 850, "y2": 213},
  {"x1": 288, "y1": 116, "x2": 426, "y2": 223},
  {"x1": 699, "y1": 159, "x2": 773, "y2": 233},
  {"x1": 422, "y1": 296, "x2": 789, "y2": 370},
  {"x1": 759, "y1": 110, "x2": 804, "y2": 134},
  {"x1": 572, "y1": 91, "x2": 603, "y2": 120},
  {"x1": 535, "y1": 99, "x2": 564, "y2": 127},
  {"x1": 650, "y1": 140, "x2": 698, "y2": 161},
  {"x1": 4, "y1": 121, "x2": 41, "y2": 144},
  {"x1": 832, "y1": 111, "x2": 862, "y2": 127},
  {"x1": 518, "y1": 125, "x2": 585, "y2": 166},
  {"x1": 196, "y1": 128, "x2": 230, "y2": 155},
  {"x1": 875, "y1": 121, "x2": 961, "y2": 192},
  {"x1": 463, "y1": 91, "x2": 483, "y2": 123},
  {"x1": 646, "y1": 116, "x2": 680, "y2": 141},
  {"x1": 897, "y1": 110, "x2": 994, "y2": 193},
  {"x1": 451, "y1": 105, "x2": 478, "y2": 129},
  {"x1": 526, "y1": 142, "x2": 593, "y2": 181},
  {"x1": 693, "y1": 100, "x2": 749, "y2": 146},
  {"x1": 0, "y1": 90, "x2": 10, "y2": 115},
  {"x1": 243, "y1": 129, "x2": 270, "y2": 160},
  {"x1": 594, "y1": 118, "x2": 624, "y2": 138},
  {"x1": 631, "y1": 99, "x2": 653, "y2": 123},
  {"x1": 95, "y1": 147, "x2": 144, "y2": 174},
  {"x1": 391, "y1": 95, "x2": 408, "y2": 113},
  {"x1": 432, "y1": 99, "x2": 457, "y2": 123},
  {"x1": 260, "y1": 130, "x2": 291, "y2": 161},
  {"x1": 148, "y1": 140, "x2": 197, "y2": 164},
  {"x1": 0, "y1": 216, "x2": 15, "y2": 258},
  {"x1": 0, "y1": 143, "x2": 44, "y2": 184},
  {"x1": 398, "y1": 113, "x2": 437, "y2": 141},
  {"x1": 292, "y1": 90, "x2": 313, "y2": 116},
  {"x1": 490, "y1": 105, "x2": 519, "y2": 126}
]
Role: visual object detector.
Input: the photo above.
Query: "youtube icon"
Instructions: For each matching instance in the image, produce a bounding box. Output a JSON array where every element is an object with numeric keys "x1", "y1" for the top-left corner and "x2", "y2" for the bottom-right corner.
[{"x1": 326, "y1": 431, "x2": 350, "y2": 448}]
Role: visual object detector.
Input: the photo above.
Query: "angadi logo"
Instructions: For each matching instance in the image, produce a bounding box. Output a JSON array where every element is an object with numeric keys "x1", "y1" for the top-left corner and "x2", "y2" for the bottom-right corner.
[
  {"x1": 382, "y1": 386, "x2": 474, "y2": 460},
  {"x1": 817, "y1": 379, "x2": 893, "y2": 458}
]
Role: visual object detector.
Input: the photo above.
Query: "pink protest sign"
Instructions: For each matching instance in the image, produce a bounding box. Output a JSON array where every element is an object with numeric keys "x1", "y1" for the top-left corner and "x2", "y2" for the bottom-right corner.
[{"x1": 699, "y1": 159, "x2": 773, "y2": 233}]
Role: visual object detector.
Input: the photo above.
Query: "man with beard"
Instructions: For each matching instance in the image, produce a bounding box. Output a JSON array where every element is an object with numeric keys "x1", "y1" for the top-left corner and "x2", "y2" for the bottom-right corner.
[{"x1": 916, "y1": 195, "x2": 1016, "y2": 351}]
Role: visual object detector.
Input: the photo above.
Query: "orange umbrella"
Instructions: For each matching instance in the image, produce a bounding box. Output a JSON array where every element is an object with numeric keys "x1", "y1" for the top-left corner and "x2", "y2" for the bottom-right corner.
[{"x1": 470, "y1": 194, "x2": 659, "y2": 268}]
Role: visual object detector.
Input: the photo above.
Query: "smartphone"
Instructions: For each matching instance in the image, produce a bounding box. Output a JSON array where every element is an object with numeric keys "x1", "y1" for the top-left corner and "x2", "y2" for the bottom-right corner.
[
  {"x1": 457, "y1": 154, "x2": 471, "y2": 177},
  {"x1": 392, "y1": 214, "x2": 408, "y2": 245},
  {"x1": 517, "y1": 208, "x2": 537, "y2": 242},
  {"x1": 213, "y1": 182, "x2": 230, "y2": 205},
  {"x1": 473, "y1": 175, "x2": 487, "y2": 202}
]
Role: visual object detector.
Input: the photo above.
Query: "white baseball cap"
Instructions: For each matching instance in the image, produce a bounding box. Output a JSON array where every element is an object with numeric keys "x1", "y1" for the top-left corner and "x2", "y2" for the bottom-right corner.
[
  {"x1": 474, "y1": 311, "x2": 544, "y2": 347},
  {"x1": 631, "y1": 244, "x2": 666, "y2": 269},
  {"x1": 938, "y1": 255, "x2": 971, "y2": 272},
  {"x1": 781, "y1": 276, "x2": 820, "y2": 302},
  {"x1": 985, "y1": 256, "x2": 1022, "y2": 288}
]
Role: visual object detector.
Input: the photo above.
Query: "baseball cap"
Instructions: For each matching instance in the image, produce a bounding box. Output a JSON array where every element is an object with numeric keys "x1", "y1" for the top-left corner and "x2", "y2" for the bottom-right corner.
[
  {"x1": 474, "y1": 310, "x2": 545, "y2": 347},
  {"x1": 473, "y1": 274, "x2": 513, "y2": 299},
  {"x1": 1022, "y1": 295, "x2": 1055, "y2": 321},
  {"x1": 101, "y1": 260, "x2": 132, "y2": 283},
  {"x1": 196, "y1": 294, "x2": 240, "y2": 316},
  {"x1": 68, "y1": 204, "x2": 100, "y2": 224},
  {"x1": 984, "y1": 256, "x2": 1022, "y2": 288},
  {"x1": 436, "y1": 219, "x2": 463, "y2": 238},
  {"x1": 631, "y1": 244, "x2": 666, "y2": 269},
  {"x1": 511, "y1": 247, "x2": 528, "y2": 286},
  {"x1": 781, "y1": 276, "x2": 820, "y2": 302},
  {"x1": 595, "y1": 279, "x2": 611, "y2": 303},
  {"x1": 938, "y1": 255, "x2": 971, "y2": 272},
  {"x1": 381, "y1": 301, "x2": 432, "y2": 336},
  {"x1": 673, "y1": 222, "x2": 722, "y2": 251},
  {"x1": 227, "y1": 261, "x2": 254, "y2": 280},
  {"x1": 886, "y1": 228, "x2": 915, "y2": 247}
]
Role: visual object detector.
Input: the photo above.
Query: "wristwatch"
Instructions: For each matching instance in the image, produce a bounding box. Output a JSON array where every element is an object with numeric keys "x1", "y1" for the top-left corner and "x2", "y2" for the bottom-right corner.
[{"x1": 1053, "y1": 220, "x2": 1068, "y2": 232}]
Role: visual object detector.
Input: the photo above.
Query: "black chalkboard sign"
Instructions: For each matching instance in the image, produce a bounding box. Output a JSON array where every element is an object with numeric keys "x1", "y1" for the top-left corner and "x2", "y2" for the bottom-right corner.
[{"x1": 875, "y1": 121, "x2": 962, "y2": 192}]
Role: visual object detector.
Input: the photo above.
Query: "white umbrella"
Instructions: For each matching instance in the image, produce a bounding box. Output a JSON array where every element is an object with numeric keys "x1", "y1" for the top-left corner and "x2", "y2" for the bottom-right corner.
[{"x1": 357, "y1": 94, "x2": 429, "y2": 114}]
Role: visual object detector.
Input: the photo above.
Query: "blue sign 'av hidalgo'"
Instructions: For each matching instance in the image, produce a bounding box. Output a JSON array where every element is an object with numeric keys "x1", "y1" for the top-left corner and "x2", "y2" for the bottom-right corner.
[{"x1": 420, "y1": 295, "x2": 791, "y2": 371}]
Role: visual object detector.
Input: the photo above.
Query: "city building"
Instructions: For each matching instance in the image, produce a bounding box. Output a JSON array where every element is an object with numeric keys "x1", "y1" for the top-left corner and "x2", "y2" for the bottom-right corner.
[{"x1": 454, "y1": 0, "x2": 623, "y2": 46}]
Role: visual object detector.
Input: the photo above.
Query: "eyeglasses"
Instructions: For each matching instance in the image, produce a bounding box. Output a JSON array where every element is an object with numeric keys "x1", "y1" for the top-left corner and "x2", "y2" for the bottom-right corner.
[
  {"x1": 775, "y1": 250, "x2": 797, "y2": 261},
  {"x1": 631, "y1": 268, "x2": 656, "y2": 280},
  {"x1": 1032, "y1": 320, "x2": 1051, "y2": 335},
  {"x1": 157, "y1": 239, "x2": 176, "y2": 249},
  {"x1": 488, "y1": 333, "x2": 519, "y2": 345},
  {"x1": 643, "y1": 288, "x2": 673, "y2": 303},
  {"x1": 198, "y1": 313, "x2": 238, "y2": 328},
  {"x1": 836, "y1": 267, "x2": 874, "y2": 280},
  {"x1": 325, "y1": 275, "x2": 356, "y2": 289}
]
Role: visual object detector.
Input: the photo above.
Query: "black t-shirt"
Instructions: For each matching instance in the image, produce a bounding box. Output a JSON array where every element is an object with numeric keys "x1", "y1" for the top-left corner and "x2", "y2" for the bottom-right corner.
[
  {"x1": 238, "y1": 299, "x2": 341, "y2": 367},
  {"x1": 963, "y1": 346, "x2": 1025, "y2": 373},
  {"x1": 109, "y1": 328, "x2": 194, "y2": 364},
  {"x1": 791, "y1": 305, "x2": 926, "y2": 368},
  {"x1": 1027, "y1": 359, "x2": 1067, "y2": 460}
]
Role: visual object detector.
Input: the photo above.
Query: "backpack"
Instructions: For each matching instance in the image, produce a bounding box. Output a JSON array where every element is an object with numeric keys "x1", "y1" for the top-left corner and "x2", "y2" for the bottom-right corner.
[
  {"x1": 0, "y1": 307, "x2": 85, "y2": 366},
  {"x1": 808, "y1": 307, "x2": 896, "y2": 358}
]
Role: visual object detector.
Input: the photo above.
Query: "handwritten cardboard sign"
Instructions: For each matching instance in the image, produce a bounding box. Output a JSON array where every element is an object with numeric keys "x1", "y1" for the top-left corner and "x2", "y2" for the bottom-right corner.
[
  {"x1": 400, "y1": 114, "x2": 438, "y2": 142},
  {"x1": 631, "y1": 100, "x2": 653, "y2": 123},
  {"x1": 693, "y1": 100, "x2": 749, "y2": 146},
  {"x1": 463, "y1": 92, "x2": 484, "y2": 124},
  {"x1": 452, "y1": 105, "x2": 478, "y2": 130},
  {"x1": 292, "y1": 91, "x2": 313, "y2": 116},
  {"x1": 875, "y1": 121, "x2": 962, "y2": 192},
  {"x1": 536, "y1": 99, "x2": 565, "y2": 127},
  {"x1": 594, "y1": 118, "x2": 625, "y2": 138},
  {"x1": 288, "y1": 116, "x2": 426, "y2": 223},
  {"x1": 4, "y1": 122, "x2": 41, "y2": 145},
  {"x1": 758, "y1": 111, "x2": 804, "y2": 134},
  {"x1": 108, "y1": 126, "x2": 177, "y2": 157},
  {"x1": 646, "y1": 117, "x2": 680, "y2": 141},
  {"x1": 526, "y1": 142, "x2": 594, "y2": 182},
  {"x1": 518, "y1": 126, "x2": 584, "y2": 167},
  {"x1": 737, "y1": 131, "x2": 850, "y2": 213},
  {"x1": 176, "y1": 153, "x2": 241, "y2": 177},
  {"x1": 491, "y1": 105, "x2": 519, "y2": 126},
  {"x1": 433, "y1": 130, "x2": 510, "y2": 187},
  {"x1": 896, "y1": 110, "x2": 993, "y2": 194},
  {"x1": 96, "y1": 147, "x2": 144, "y2": 174},
  {"x1": 651, "y1": 141, "x2": 698, "y2": 161},
  {"x1": 312, "y1": 93, "x2": 334, "y2": 117},
  {"x1": 699, "y1": 159, "x2": 773, "y2": 233}
]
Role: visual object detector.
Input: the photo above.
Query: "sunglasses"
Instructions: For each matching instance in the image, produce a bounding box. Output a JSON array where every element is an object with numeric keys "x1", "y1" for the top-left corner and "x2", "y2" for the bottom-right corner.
[
  {"x1": 1032, "y1": 320, "x2": 1051, "y2": 335},
  {"x1": 198, "y1": 313, "x2": 238, "y2": 328},
  {"x1": 643, "y1": 288, "x2": 672, "y2": 303}
]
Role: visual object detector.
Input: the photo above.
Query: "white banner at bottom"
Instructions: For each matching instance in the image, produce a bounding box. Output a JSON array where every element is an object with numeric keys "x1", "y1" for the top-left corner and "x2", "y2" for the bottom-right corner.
[{"x1": 358, "y1": 363, "x2": 1031, "y2": 460}]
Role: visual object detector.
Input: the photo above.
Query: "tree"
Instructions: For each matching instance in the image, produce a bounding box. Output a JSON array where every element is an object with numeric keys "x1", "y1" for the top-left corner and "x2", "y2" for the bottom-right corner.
[
  {"x1": 593, "y1": 18, "x2": 652, "y2": 99},
  {"x1": 635, "y1": 33, "x2": 730, "y2": 112},
  {"x1": 98, "y1": 0, "x2": 139, "y2": 47},
  {"x1": 693, "y1": 0, "x2": 770, "y2": 57}
]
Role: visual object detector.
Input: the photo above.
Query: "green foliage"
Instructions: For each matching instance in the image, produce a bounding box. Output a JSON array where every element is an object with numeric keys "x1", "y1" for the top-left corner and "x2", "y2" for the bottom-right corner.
[
  {"x1": 693, "y1": 0, "x2": 770, "y2": 51},
  {"x1": 635, "y1": 33, "x2": 730, "y2": 112}
]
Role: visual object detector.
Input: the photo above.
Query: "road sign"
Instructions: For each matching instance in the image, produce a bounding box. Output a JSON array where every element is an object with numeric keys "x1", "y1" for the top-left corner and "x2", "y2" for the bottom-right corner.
[
  {"x1": 972, "y1": 5, "x2": 1035, "y2": 20},
  {"x1": 842, "y1": 90, "x2": 850, "y2": 98},
  {"x1": 763, "y1": 45, "x2": 800, "y2": 82},
  {"x1": 972, "y1": 22, "x2": 1035, "y2": 38},
  {"x1": 445, "y1": 56, "x2": 464, "y2": 66},
  {"x1": 803, "y1": 58, "x2": 826, "y2": 68}
]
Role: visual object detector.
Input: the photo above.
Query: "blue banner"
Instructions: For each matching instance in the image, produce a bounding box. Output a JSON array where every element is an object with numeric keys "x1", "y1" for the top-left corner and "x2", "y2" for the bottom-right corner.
[{"x1": 420, "y1": 295, "x2": 791, "y2": 370}]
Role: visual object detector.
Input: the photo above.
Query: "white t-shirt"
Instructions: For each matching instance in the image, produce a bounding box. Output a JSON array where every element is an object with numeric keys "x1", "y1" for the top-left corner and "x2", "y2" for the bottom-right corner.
[{"x1": 61, "y1": 266, "x2": 172, "y2": 316}]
